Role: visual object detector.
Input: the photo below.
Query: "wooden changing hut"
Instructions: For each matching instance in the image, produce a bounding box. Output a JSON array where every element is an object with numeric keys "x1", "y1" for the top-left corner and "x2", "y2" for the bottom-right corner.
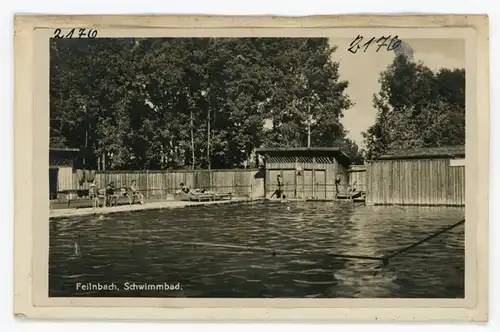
[
  {"x1": 49, "y1": 147, "x2": 80, "y2": 200},
  {"x1": 255, "y1": 147, "x2": 351, "y2": 200}
]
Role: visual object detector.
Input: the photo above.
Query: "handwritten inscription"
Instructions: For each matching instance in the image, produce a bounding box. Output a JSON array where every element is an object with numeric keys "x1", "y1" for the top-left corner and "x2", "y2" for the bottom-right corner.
[
  {"x1": 348, "y1": 35, "x2": 402, "y2": 54},
  {"x1": 53, "y1": 28, "x2": 98, "y2": 39}
]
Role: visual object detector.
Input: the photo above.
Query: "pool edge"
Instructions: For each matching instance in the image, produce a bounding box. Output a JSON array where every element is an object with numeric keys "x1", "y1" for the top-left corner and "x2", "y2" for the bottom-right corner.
[{"x1": 49, "y1": 198, "x2": 265, "y2": 220}]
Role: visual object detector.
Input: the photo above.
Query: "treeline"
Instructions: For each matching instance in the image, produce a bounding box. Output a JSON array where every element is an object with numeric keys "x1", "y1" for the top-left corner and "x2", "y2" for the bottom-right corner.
[
  {"x1": 363, "y1": 54, "x2": 466, "y2": 159},
  {"x1": 50, "y1": 38, "x2": 360, "y2": 170}
]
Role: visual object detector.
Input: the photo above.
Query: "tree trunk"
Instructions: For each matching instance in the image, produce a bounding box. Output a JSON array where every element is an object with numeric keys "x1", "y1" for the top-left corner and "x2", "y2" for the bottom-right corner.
[
  {"x1": 190, "y1": 110, "x2": 195, "y2": 169},
  {"x1": 207, "y1": 108, "x2": 211, "y2": 169},
  {"x1": 307, "y1": 104, "x2": 311, "y2": 148},
  {"x1": 307, "y1": 124, "x2": 311, "y2": 148}
]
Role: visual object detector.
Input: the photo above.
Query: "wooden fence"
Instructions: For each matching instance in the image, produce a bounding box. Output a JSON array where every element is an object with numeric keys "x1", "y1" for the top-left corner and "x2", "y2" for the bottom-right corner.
[
  {"x1": 365, "y1": 159, "x2": 465, "y2": 206},
  {"x1": 56, "y1": 168, "x2": 266, "y2": 199},
  {"x1": 53, "y1": 159, "x2": 465, "y2": 206}
]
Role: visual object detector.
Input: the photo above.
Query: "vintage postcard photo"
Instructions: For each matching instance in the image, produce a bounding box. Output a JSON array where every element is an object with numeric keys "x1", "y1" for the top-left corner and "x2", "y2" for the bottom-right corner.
[{"x1": 14, "y1": 15, "x2": 489, "y2": 321}]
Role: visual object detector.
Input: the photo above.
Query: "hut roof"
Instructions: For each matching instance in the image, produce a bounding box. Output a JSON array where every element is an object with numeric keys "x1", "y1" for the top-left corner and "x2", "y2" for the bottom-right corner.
[
  {"x1": 49, "y1": 147, "x2": 80, "y2": 152},
  {"x1": 255, "y1": 147, "x2": 351, "y2": 167},
  {"x1": 49, "y1": 147, "x2": 80, "y2": 167},
  {"x1": 377, "y1": 145, "x2": 465, "y2": 160}
]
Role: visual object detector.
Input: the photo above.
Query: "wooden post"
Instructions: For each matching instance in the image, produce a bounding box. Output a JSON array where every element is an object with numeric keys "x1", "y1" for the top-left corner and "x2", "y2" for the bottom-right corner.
[
  {"x1": 190, "y1": 110, "x2": 195, "y2": 170},
  {"x1": 207, "y1": 108, "x2": 211, "y2": 170},
  {"x1": 312, "y1": 156, "x2": 316, "y2": 199},
  {"x1": 307, "y1": 104, "x2": 312, "y2": 148},
  {"x1": 210, "y1": 170, "x2": 213, "y2": 193},
  {"x1": 264, "y1": 169, "x2": 269, "y2": 198},
  {"x1": 293, "y1": 157, "x2": 299, "y2": 198},
  {"x1": 250, "y1": 179, "x2": 253, "y2": 201},
  {"x1": 365, "y1": 161, "x2": 373, "y2": 206},
  {"x1": 160, "y1": 172, "x2": 164, "y2": 202},
  {"x1": 146, "y1": 169, "x2": 149, "y2": 199}
]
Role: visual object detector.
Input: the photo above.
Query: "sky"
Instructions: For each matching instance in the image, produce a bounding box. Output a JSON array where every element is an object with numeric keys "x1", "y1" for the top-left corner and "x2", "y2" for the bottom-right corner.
[{"x1": 328, "y1": 38, "x2": 466, "y2": 147}]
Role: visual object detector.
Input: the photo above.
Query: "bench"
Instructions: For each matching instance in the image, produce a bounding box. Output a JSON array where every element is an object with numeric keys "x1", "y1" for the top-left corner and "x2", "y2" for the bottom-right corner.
[{"x1": 61, "y1": 187, "x2": 143, "y2": 208}]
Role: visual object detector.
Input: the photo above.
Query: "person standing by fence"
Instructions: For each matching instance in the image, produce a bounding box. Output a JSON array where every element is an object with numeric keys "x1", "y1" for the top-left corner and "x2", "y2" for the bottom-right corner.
[
  {"x1": 335, "y1": 174, "x2": 341, "y2": 196},
  {"x1": 270, "y1": 174, "x2": 283, "y2": 199}
]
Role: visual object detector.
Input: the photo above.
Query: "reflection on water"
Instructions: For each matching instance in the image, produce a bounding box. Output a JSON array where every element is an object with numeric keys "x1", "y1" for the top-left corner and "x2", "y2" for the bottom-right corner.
[{"x1": 49, "y1": 202, "x2": 465, "y2": 298}]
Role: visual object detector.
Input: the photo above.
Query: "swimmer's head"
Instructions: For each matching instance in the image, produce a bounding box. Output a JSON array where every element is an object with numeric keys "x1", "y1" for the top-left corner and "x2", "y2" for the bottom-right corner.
[{"x1": 282, "y1": 195, "x2": 287, "y2": 199}]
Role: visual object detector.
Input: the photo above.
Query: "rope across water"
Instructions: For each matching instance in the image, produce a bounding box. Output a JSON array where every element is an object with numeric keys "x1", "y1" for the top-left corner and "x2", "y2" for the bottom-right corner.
[
  {"x1": 168, "y1": 218, "x2": 465, "y2": 266},
  {"x1": 168, "y1": 240, "x2": 383, "y2": 261}
]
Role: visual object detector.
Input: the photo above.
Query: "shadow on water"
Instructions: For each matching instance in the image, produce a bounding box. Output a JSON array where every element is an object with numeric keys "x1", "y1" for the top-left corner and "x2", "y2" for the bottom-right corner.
[{"x1": 49, "y1": 202, "x2": 464, "y2": 298}]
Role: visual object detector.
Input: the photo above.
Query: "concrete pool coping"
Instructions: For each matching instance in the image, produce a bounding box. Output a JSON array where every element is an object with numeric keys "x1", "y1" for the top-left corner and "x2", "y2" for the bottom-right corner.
[{"x1": 49, "y1": 197, "x2": 262, "y2": 220}]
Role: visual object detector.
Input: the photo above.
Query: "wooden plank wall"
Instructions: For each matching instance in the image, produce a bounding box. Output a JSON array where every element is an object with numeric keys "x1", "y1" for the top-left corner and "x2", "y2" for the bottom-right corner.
[
  {"x1": 365, "y1": 159, "x2": 465, "y2": 206},
  {"x1": 348, "y1": 165, "x2": 366, "y2": 192},
  {"x1": 264, "y1": 156, "x2": 345, "y2": 199},
  {"x1": 55, "y1": 168, "x2": 265, "y2": 198},
  {"x1": 56, "y1": 166, "x2": 74, "y2": 192}
]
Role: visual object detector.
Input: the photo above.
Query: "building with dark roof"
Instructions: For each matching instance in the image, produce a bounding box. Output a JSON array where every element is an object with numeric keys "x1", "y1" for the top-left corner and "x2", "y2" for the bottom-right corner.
[
  {"x1": 49, "y1": 147, "x2": 80, "y2": 199},
  {"x1": 366, "y1": 145, "x2": 465, "y2": 206},
  {"x1": 255, "y1": 147, "x2": 352, "y2": 200}
]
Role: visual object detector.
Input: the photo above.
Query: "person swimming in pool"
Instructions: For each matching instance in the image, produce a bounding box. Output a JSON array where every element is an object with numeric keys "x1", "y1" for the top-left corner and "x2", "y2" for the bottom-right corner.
[{"x1": 281, "y1": 194, "x2": 290, "y2": 210}]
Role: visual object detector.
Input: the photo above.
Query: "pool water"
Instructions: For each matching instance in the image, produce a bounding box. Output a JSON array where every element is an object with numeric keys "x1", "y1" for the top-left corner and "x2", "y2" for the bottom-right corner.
[{"x1": 49, "y1": 201, "x2": 465, "y2": 298}]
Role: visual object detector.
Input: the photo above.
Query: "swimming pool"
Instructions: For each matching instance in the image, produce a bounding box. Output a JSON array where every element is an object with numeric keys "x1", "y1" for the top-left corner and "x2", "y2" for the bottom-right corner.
[{"x1": 49, "y1": 201, "x2": 465, "y2": 298}]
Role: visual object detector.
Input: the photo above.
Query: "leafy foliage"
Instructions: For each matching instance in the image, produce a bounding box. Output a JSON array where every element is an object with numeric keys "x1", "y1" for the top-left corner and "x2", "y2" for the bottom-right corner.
[
  {"x1": 362, "y1": 55, "x2": 465, "y2": 159},
  {"x1": 50, "y1": 38, "x2": 359, "y2": 169}
]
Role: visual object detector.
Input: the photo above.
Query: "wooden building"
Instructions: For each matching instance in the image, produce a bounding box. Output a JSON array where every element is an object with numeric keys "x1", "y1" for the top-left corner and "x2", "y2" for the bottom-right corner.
[
  {"x1": 49, "y1": 147, "x2": 80, "y2": 199},
  {"x1": 255, "y1": 147, "x2": 351, "y2": 199},
  {"x1": 365, "y1": 145, "x2": 465, "y2": 206}
]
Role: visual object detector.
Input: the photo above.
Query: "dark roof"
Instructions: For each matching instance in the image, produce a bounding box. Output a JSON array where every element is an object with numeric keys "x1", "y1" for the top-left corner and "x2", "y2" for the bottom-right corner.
[
  {"x1": 255, "y1": 147, "x2": 351, "y2": 166},
  {"x1": 377, "y1": 145, "x2": 465, "y2": 160},
  {"x1": 49, "y1": 147, "x2": 80, "y2": 152},
  {"x1": 49, "y1": 159, "x2": 74, "y2": 167},
  {"x1": 256, "y1": 147, "x2": 343, "y2": 153}
]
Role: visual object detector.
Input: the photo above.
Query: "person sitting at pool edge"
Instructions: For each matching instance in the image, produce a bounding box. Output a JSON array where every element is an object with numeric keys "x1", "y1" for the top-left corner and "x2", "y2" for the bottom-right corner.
[
  {"x1": 269, "y1": 174, "x2": 283, "y2": 199},
  {"x1": 180, "y1": 183, "x2": 190, "y2": 194},
  {"x1": 129, "y1": 180, "x2": 145, "y2": 205},
  {"x1": 105, "y1": 181, "x2": 116, "y2": 207}
]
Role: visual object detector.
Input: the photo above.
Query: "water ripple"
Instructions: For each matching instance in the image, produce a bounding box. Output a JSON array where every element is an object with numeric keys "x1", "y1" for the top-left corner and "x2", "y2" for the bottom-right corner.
[{"x1": 49, "y1": 202, "x2": 465, "y2": 298}]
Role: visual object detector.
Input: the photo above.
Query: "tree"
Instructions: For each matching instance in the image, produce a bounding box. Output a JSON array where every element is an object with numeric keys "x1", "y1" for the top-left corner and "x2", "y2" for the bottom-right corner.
[
  {"x1": 50, "y1": 37, "x2": 359, "y2": 170},
  {"x1": 338, "y1": 137, "x2": 364, "y2": 165},
  {"x1": 256, "y1": 38, "x2": 352, "y2": 149},
  {"x1": 362, "y1": 55, "x2": 465, "y2": 159}
]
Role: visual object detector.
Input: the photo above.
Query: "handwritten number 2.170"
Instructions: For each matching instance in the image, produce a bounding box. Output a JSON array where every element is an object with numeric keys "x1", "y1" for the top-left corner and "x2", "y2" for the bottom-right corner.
[
  {"x1": 53, "y1": 28, "x2": 98, "y2": 39},
  {"x1": 348, "y1": 35, "x2": 402, "y2": 54}
]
